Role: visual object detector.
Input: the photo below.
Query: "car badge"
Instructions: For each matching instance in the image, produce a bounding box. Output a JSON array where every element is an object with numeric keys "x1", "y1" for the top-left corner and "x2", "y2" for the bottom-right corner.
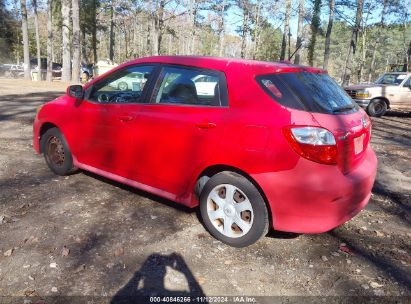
[{"x1": 361, "y1": 116, "x2": 367, "y2": 128}]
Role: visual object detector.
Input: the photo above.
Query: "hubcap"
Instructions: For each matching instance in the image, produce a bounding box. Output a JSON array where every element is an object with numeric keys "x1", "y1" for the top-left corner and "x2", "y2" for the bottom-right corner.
[
  {"x1": 374, "y1": 102, "x2": 384, "y2": 115},
  {"x1": 206, "y1": 184, "x2": 254, "y2": 238},
  {"x1": 46, "y1": 136, "x2": 65, "y2": 167}
]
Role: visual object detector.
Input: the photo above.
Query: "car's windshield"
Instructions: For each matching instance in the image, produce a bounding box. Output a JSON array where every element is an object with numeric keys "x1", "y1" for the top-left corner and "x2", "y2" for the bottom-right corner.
[{"x1": 375, "y1": 73, "x2": 406, "y2": 85}]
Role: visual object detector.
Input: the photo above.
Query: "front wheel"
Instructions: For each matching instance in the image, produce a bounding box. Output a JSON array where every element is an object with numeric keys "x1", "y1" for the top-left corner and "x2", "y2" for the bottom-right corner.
[
  {"x1": 199, "y1": 172, "x2": 269, "y2": 247},
  {"x1": 367, "y1": 99, "x2": 387, "y2": 117},
  {"x1": 40, "y1": 127, "x2": 77, "y2": 176}
]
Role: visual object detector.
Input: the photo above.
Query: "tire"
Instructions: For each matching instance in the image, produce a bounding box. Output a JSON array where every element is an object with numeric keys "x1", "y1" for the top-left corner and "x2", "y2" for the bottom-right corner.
[
  {"x1": 118, "y1": 82, "x2": 128, "y2": 91},
  {"x1": 199, "y1": 171, "x2": 269, "y2": 247},
  {"x1": 367, "y1": 99, "x2": 387, "y2": 117},
  {"x1": 40, "y1": 127, "x2": 76, "y2": 176}
]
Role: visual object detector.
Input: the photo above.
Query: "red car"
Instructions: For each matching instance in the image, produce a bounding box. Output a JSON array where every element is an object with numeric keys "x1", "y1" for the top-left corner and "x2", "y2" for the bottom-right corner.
[{"x1": 33, "y1": 56, "x2": 377, "y2": 247}]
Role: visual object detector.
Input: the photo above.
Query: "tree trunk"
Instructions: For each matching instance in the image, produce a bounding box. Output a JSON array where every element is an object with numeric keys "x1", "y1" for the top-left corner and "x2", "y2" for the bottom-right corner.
[
  {"x1": 91, "y1": 0, "x2": 97, "y2": 63},
  {"x1": 33, "y1": 0, "x2": 42, "y2": 81},
  {"x1": 323, "y1": 0, "x2": 334, "y2": 70},
  {"x1": 358, "y1": 26, "x2": 366, "y2": 83},
  {"x1": 308, "y1": 0, "x2": 321, "y2": 66},
  {"x1": 81, "y1": 27, "x2": 87, "y2": 63},
  {"x1": 71, "y1": 0, "x2": 80, "y2": 83},
  {"x1": 280, "y1": 0, "x2": 291, "y2": 61},
  {"x1": 342, "y1": 0, "x2": 364, "y2": 86},
  {"x1": 240, "y1": 1, "x2": 250, "y2": 59},
  {"x1": 152, "y1": 0, "x2": 165, "y2": 56},
  {"x1": 61, "y1": 0, "x2": 71, "y2": 82},
  {"x1": 109, "y1": 4, "x2": 115, "y2": 61},
  {"x1": 218, "y1": 2, "x2": 226, "y2": 57},
  {"x1": 252, "y1": 0, "x2": 261, "y2": 59},
  {"x1": 367, "y1": 0, "x2": 388, "y2": 82},
  {"x1": 189, "y1": 0, "x2": 195, "y2": 54},
  {"x1": 294, "y1": 0, "x2": 304, "y2": 64},
  {"x1": 46, "y1": 0, "x2": 53, "y2": 82},
  {"x1": 20, "y1": 0, "x2": 30, "y2": 79}
]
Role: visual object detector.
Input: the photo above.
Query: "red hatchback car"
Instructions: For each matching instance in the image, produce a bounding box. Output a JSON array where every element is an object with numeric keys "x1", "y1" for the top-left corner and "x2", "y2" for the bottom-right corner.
[{"x1": 33, "y1": 56, "x2": 377, "y2": 247}]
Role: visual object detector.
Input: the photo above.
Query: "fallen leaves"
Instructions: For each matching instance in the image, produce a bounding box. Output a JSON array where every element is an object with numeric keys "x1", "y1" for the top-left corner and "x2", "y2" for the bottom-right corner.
[
  {"x1": 61, "y1": 246, "x2": 70, "y2": 257},
  {"x1": 24, "y1": 289, "x2": 39, "y2": 297},
  {"x1": 370, "y1": 281, "x2": 384, "y2": 289},
  {"x1": 321, "y1": 255, "x2": 328, "y2": 262},
  {"x1": 74, "y1": 264, "x2": 86, "y2": 273},
  {"x1": 3, "y1": 248, "x2": 13, "y2": 257},
  {"x1": 339, "y1": 243, "x2": 353, "y2": 255},
  {"x1": 114, "y1": 245, "x2": 124, "y2": 257},
  {"x1": 24, "y1": 236, "x2": 39, "y2": 244}
]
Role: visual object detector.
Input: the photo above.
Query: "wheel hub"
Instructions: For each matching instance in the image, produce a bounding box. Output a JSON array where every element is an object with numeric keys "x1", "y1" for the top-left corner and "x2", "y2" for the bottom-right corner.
[
  {"x1": 207, "y1": 184, "x2": 254, "y2": 238},
  {"x1": 223, "y1": 204, "x2": 235, "y2": 217}
]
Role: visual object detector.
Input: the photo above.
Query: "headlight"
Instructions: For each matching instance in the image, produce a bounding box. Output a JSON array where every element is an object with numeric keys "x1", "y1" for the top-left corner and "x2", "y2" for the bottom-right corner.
[{"x1": 356, "y1": 90, "x2": 370, "y2": 98}]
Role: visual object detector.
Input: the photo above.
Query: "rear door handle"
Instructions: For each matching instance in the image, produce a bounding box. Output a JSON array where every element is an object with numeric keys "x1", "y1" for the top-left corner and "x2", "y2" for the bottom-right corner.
[
  {"x1": 196, "y1": 122, "x2": 217, "y2": 129},
  {"x1": 119, "y1": 115, "x2": 134, "y2": 122}
]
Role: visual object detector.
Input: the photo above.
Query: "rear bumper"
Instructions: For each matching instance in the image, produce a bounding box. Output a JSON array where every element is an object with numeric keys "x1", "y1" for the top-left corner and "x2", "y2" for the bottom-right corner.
[{"x1": 252, "y1": 147, "x2": 377, "y2": 233}]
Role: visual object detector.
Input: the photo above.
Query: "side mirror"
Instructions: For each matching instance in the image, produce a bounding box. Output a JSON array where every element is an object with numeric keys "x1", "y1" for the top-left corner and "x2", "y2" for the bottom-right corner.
[{"x1": 67, "y1": 85, "x2": 84, "y2": 99}]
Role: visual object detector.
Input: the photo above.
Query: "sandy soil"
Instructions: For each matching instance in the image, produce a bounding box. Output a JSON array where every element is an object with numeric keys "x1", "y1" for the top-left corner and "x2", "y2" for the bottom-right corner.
[{"x1": 0, "y1": 79, "x2": 410, "y2": 302}]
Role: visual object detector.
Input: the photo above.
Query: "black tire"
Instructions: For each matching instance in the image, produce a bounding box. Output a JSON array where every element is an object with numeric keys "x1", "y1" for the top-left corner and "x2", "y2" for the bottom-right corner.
[
  {"x1": 367, "y1": 99, "x2": 387, "y2": 117},
  {"x1": 118, "y1": 82, "x2": 128, "y2": 91},
  {"x1": 199, "y1": 171, "x2": 269, "y2": 247},
  {"x1": 40, "y1": 127, "x2": 76, "y2": 176}
]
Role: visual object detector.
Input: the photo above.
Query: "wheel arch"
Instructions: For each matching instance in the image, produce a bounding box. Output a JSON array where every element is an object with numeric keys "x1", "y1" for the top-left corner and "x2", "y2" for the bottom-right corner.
[
  {"x1": 371, "y1": 96, "x2": 390, "y2": 109},
  {"x1": 194, "y1": 164, "x2": 274, "y2": 229},
  {"x1": 39, "y1": 122, "x2": 59, "y2": 153}
]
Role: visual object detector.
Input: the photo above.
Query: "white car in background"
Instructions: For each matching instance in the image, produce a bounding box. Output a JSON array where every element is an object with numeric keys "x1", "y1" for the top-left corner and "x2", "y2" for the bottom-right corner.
[
  {"x1": 192, "y1": 75, "x2": 218, "y2": 96},
  {"x1": 110, "y1": 72, "x2": 146, "y2": 91}
]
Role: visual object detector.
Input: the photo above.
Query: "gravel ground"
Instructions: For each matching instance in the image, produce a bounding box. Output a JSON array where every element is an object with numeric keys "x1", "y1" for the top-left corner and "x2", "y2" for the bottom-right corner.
[{"x1": 0, "y1": 79, "x2": 410, "y2": 302}]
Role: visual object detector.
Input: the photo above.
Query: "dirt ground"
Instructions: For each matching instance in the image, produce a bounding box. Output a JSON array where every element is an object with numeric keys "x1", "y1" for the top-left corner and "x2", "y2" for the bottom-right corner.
[{"x1": 0, "y1": 79, "x2": 410, "y2": 302}]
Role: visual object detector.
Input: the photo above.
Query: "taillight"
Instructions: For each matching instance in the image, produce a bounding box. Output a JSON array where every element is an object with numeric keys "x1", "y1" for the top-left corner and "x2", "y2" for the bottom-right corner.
[{"x1": 283, "y1": 126, "x2": 337, "y2": 165}]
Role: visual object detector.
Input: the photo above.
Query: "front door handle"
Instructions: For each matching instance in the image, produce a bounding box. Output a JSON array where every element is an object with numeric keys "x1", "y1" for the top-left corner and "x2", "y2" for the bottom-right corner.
[
  {"x1": 196, "y1": 122, "x2": 217, "y2": 129},
  {"x1": 119, "y1": 115, "x2": 134, "y2": 122}
]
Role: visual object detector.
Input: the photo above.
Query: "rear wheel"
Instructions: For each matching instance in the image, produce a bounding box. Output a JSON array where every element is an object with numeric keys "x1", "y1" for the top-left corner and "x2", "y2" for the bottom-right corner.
[
  {"x1": 199, "y1": 171, "x2": 269, "y2": 247},
  {"x1": 367, "y1": 99, "x2": 387, "y2": 117},
  {"x1": 40, "y1": 128, "x2": 76, "y2": 176}
]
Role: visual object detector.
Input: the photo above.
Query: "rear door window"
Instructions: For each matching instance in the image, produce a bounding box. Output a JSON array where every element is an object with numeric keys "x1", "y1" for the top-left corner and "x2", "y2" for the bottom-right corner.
[
  {"x1": 257, "y1": 72, "x2": 358, "y2": 114},
  {"x1": 151, "y1": 66, "x2": 228, "y2": 106}
]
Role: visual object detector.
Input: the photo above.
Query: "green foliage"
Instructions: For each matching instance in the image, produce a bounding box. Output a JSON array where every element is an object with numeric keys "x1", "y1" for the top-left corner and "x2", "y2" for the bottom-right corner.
[
  {"x1": 0, "y1": 0, "x2": 20, "y2": 62},
  {"x1": 255, "y1": 20, "x2": 282, "y2": 61}
]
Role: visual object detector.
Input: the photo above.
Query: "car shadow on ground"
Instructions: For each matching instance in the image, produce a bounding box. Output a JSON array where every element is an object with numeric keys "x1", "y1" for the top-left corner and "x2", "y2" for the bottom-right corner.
[
  {"x1": 0, "y1": 92, "x2": 62, "y2": 123},
  {"x1": 82, "y1": 171, "x2": 194, "y2": 214},
  {"x1": 83, "y1": 171, "x2": 304, "y2": 242},
  {"x1": 110, "y1": 252, "x2": 207, "y2": 303},
  {"x1": 385, "y1": 110, "x2": 411, "y2": 118}
]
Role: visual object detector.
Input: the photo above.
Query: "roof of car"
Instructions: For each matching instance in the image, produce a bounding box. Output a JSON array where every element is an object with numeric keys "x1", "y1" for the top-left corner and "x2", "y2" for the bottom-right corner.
[
  {"x1": 123, "y1": 55, "x2": 326, "y2": 75},
  {"x1": 383, "y1": 72, "x2": 411, "y2": 75}
]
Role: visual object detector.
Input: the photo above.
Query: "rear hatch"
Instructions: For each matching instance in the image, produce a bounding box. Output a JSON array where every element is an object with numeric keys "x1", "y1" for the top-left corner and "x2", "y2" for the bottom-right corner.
[{"x1": 257, "y1": 71, "x2": 372, "y2": 173}]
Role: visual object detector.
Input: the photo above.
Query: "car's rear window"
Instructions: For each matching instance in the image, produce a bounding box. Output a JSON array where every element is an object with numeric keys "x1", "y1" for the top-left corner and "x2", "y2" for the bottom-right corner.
[{"x1": 257, "y1": 72, "x2": 358, "y2": 114}]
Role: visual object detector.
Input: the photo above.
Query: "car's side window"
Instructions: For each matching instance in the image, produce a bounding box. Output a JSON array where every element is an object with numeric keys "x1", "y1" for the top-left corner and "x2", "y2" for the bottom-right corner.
[
  {"x1": 152, "y1": 66, "x2": 227, "y2": 106},
  {"x1": 88, "y1": 65, "x2": 154, "y2": 104},
  {"x1": 402, "y1": 77, "x2": 411, "y2": 88}
]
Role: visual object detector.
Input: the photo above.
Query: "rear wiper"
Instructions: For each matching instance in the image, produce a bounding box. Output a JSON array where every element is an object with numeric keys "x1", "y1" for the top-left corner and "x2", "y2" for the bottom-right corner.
[{"x1": 332, "y1": 105, "x2": 355, "y2": 113}]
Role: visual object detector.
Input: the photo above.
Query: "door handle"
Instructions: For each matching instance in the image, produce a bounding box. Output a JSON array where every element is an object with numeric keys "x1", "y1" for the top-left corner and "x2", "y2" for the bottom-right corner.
[
  {"x1": 119, "y1": 115, "x2": 134, "y2": 122},
  {"x1": 196, "y1": 122, "x2": 217, "y2": 129}
]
